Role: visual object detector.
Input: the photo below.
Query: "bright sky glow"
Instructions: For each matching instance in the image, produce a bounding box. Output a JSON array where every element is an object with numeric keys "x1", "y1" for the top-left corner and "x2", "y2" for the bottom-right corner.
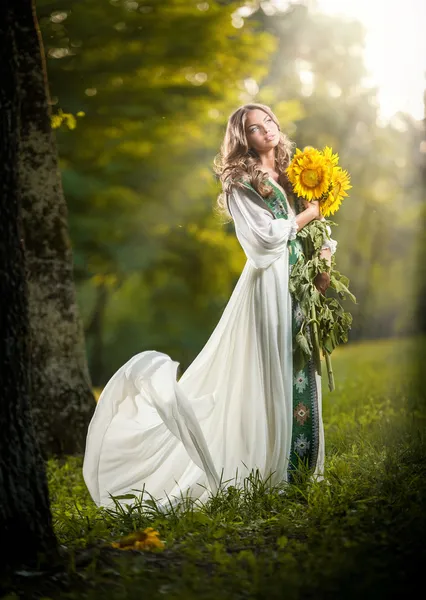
[{"x1": 270, "y1": 0, "x2": 426, "y2": 121}]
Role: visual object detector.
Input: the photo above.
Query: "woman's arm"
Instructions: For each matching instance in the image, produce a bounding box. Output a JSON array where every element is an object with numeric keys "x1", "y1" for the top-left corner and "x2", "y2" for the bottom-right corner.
[
  {"x1": 319, "y1": 247, "x2": 332, "y2": 267},
  {"x1": 295, "y1": 202, "x2": 319, "y2": 230},
  {"x1": 228, "y1": 185, "x2": 318, "y2": 269},
  {"x1": 295, "y1": 200, "x2": 335, "y2": 294}
]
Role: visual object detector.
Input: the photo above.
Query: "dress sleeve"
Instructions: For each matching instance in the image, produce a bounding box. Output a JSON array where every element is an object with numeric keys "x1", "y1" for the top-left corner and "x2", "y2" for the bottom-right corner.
[
  {"x1": 319, "y1": 218, "x2": 338, "y2": 255},
  {"x1": 228, "y1": 184, "x2": 299, "y2": 269}
]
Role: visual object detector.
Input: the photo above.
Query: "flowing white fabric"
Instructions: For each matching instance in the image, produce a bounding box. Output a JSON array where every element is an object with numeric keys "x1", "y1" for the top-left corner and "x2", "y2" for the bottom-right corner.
[
  {"x1": 319, "y1": 218, "x2": 338, "y2": 255},
  {"x1": 83, "y1": 182, "x2": 325, "y2": 508}
]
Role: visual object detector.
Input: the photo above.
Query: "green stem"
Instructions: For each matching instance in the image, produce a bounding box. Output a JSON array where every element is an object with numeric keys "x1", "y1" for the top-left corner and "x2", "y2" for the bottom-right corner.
[
  {"x1": 310, "y1": 303, "x2": 322, "y2": 376},
  {"x1": 300, "y1": 218, "x2": 337, "y2": 391},
  {"x1": 324, "y1": 351, "x2": 335, "y2": 392}
]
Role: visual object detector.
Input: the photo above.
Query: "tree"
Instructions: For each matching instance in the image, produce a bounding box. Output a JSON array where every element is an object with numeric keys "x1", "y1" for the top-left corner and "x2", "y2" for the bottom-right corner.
[
  {"x1": 0, "y1": 0, "x2": 56, "y2": 569},
  {"x1": 37, "y1": 0, "x2": 423, "y2": 378},
  {"x1": 37, "y1": 0, "x2": 276, "y2": 382},
  {"x1": 255, "y1": 1, "x2": 423, "y2": 341},
  {"x1": 16, "y1": 0, "x2": 95, "y2": 456}
]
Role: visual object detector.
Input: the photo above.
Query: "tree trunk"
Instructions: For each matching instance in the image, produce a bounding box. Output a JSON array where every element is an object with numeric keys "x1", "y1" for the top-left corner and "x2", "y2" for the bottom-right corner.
[
  {"x1": 0, "y1": 0, "x2": 57, "y2": 569},
  {"x1": 15, "y1": 0, "x2": 95, "y2": 456}
]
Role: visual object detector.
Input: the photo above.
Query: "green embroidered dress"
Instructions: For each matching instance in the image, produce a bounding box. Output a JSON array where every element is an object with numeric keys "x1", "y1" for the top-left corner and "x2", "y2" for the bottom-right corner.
[
  {"x1": 243, "y1": 179, "x2": 324, "y2": 481},
  {"x1": 83, "y1": 176, "x2": 330, "y2": 510}
]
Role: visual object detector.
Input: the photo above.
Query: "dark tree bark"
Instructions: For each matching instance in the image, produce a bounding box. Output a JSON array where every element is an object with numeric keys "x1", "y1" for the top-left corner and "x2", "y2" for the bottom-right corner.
[
  {"x1": 0, "y1": 1, "x2": 57, "y2": 569},
  {"x1": 14, "y1": 0, "x2": 95, "y2": 456}
]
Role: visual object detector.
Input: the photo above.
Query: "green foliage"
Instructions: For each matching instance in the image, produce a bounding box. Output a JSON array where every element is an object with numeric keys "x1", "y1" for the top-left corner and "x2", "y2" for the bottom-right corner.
[
  {"x1": 37, "y1": 0, "x2": 279, "y2": 383},
  {"x1": 257, "y1": 2, "x2": 423, "y2": 342},
  {"x1": 290, "y1": 219, "x2": 356, "y2": 370},
  {"x1": 35, "y1": 1, "x2": 423, "y2": 385},
  {"x1": 32, "y1": 337, "x2": 426, "y2": 599}
]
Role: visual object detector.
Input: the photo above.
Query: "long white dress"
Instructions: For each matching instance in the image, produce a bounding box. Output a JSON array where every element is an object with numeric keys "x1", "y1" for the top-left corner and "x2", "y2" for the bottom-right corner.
[{"x1": 83, "y1": 178, "x2": 334, "y2": 508}]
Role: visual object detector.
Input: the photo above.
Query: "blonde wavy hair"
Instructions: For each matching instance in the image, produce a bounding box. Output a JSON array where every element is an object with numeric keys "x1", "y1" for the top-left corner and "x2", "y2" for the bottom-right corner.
[{"x1": 213, "y1": 103, "x2": 295, "y2": 219}]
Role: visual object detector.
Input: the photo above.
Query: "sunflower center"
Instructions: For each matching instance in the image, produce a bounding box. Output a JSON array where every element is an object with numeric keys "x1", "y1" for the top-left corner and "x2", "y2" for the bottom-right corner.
[{"x1": 301, "y1": 168, "x2": 321, "y2": 188}]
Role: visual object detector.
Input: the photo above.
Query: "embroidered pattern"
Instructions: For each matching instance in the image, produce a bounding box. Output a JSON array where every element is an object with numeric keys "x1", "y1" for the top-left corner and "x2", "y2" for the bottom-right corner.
[
  {"x1": 294, "y1": 434, "x2": 311, "y2": 457},
  {"x1": 294, "y1": 370, "x2": 308, "y2": 394},
  {"x1": 269, "y1": 197, "x2": 287, "y2": 216},
  {"x1": 294, "y1": 402, "x2": 310, "y2": 425},
  {"x1": 294, "y1": 306, "x2": 304, "y2": 327},
  {"x1": 293, "y1": 242, "x2": 304, "y2": 259}
]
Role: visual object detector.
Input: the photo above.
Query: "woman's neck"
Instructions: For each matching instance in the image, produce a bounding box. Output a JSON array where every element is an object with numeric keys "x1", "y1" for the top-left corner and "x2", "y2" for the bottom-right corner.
[
  {"x1": 258, "y1": 164, "x2": 279, "y2": 183},
  {"x1": 257, "y1": 149, "x2": 275, "y2": 170}
]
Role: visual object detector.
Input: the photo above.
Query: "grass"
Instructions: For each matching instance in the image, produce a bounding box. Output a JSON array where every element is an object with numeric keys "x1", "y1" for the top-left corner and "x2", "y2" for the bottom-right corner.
[{"x1": 5, "y1": 336, "x2": 426, "y2": 599}]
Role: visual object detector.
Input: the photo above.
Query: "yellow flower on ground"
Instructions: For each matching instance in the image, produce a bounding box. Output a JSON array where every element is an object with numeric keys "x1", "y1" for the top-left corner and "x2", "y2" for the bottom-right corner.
[
  {"x1": 111, "y1": 527, "x2": 165, "y2": 551},
  {"x1": 286, "y1": 147, "x2": 332, "y2": 201},
  {"x1": 321, "y1": 167, "x2": 352, "y2": 216}
]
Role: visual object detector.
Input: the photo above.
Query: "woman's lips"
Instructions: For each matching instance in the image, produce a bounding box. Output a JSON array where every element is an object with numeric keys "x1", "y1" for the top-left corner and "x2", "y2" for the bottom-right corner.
[{"x1": 265, "y1": 133, "x2": 276, "y2": 141}]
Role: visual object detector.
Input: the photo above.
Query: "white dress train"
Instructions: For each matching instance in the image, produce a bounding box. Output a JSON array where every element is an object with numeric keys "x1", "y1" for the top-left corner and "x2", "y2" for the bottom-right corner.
[{"x1": 83, "y1": 180, "x2": 329, "y2": 508}]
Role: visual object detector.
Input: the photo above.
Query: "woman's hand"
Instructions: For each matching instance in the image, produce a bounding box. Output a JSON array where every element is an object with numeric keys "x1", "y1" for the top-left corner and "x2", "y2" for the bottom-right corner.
[
  {"x1": 302, "y1": 199, "x2": 320, "y2": 220},
  {"x1": 314, "y1": 249, "x2": 332, "y2": 295},
  {"x1": 314, "y1": 272, "x2": 331, "y2": 295},
  {"x1": 295, "y1": 200, "x2": 321, "y2": 231}
]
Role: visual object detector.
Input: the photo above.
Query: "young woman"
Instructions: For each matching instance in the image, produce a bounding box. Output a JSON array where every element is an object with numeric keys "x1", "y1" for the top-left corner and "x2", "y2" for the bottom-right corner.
[{"x1": 83, "y1": 103, "x2": 337, "y2": 508}]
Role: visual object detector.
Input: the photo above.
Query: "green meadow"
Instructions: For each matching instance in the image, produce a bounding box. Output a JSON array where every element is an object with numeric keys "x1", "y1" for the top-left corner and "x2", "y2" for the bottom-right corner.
[
  {"x1": 2, "y1": 3, "x2": 425, "y2": 597},
  {"x1": 29, "y1": 336, "x2": 425, "y2": 599}
]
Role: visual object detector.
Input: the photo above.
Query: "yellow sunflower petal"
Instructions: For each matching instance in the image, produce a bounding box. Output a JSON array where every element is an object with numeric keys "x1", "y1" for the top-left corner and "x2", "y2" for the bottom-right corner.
[
  {"x1": 321, "y1": 167, "x2": 352, "y2": 216},
  {"x1": 287, "y1": 146, "x2": 351, "y2": 211},
  {"x1": 322, "y1": 146, "x2": 339, "y2": 167},
  {"x1": 288, "y1": 150, "x2": 331, "y2": 200}
]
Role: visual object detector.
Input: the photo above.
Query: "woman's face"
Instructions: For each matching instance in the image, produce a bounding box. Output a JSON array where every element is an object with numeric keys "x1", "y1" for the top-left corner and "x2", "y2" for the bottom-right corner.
[{"x1": 244, "y1": 109, "x2": 280, "y2": 154}]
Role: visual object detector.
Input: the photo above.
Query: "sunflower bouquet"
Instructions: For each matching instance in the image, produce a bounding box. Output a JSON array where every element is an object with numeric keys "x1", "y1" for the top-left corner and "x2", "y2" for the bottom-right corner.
[{"x1": 286, "y1": 146, "x2": 356, "y2": 391}]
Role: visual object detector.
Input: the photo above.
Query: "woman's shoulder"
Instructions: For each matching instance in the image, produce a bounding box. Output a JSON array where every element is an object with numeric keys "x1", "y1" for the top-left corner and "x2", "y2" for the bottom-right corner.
[
  {"x1": 229, "y1": 178, "x2": 264, "y2": 201},
  {"x1": 229, "y1": 177, "x2": 262, "y2": 199},
  {"x1": 228, "y1": 179, "x2": 275, "y2": 217}
]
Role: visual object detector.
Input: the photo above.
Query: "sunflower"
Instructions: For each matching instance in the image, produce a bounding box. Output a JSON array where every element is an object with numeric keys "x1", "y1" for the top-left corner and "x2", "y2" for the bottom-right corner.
[
  {"x1": 287, "y1": 147, "x2": 318, "y2": 184},
  {"x1": 322, "y1": 146, "x2": 339, "y2": 174},
  {"x1": 286, "y1": 148, "x2": 332, "y2": 201},
  {"x1": 320, "y1": 167, "x2": 352, "y2": 216},
  {"x1": 286, "y1": 148, "x2": 306, "y2": 184}
]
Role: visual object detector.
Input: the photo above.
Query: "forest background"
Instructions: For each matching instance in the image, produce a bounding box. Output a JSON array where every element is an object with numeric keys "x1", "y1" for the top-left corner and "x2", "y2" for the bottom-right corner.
[{"x1": 38, "y1": 0, "x2": 426, "y2": 387}]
